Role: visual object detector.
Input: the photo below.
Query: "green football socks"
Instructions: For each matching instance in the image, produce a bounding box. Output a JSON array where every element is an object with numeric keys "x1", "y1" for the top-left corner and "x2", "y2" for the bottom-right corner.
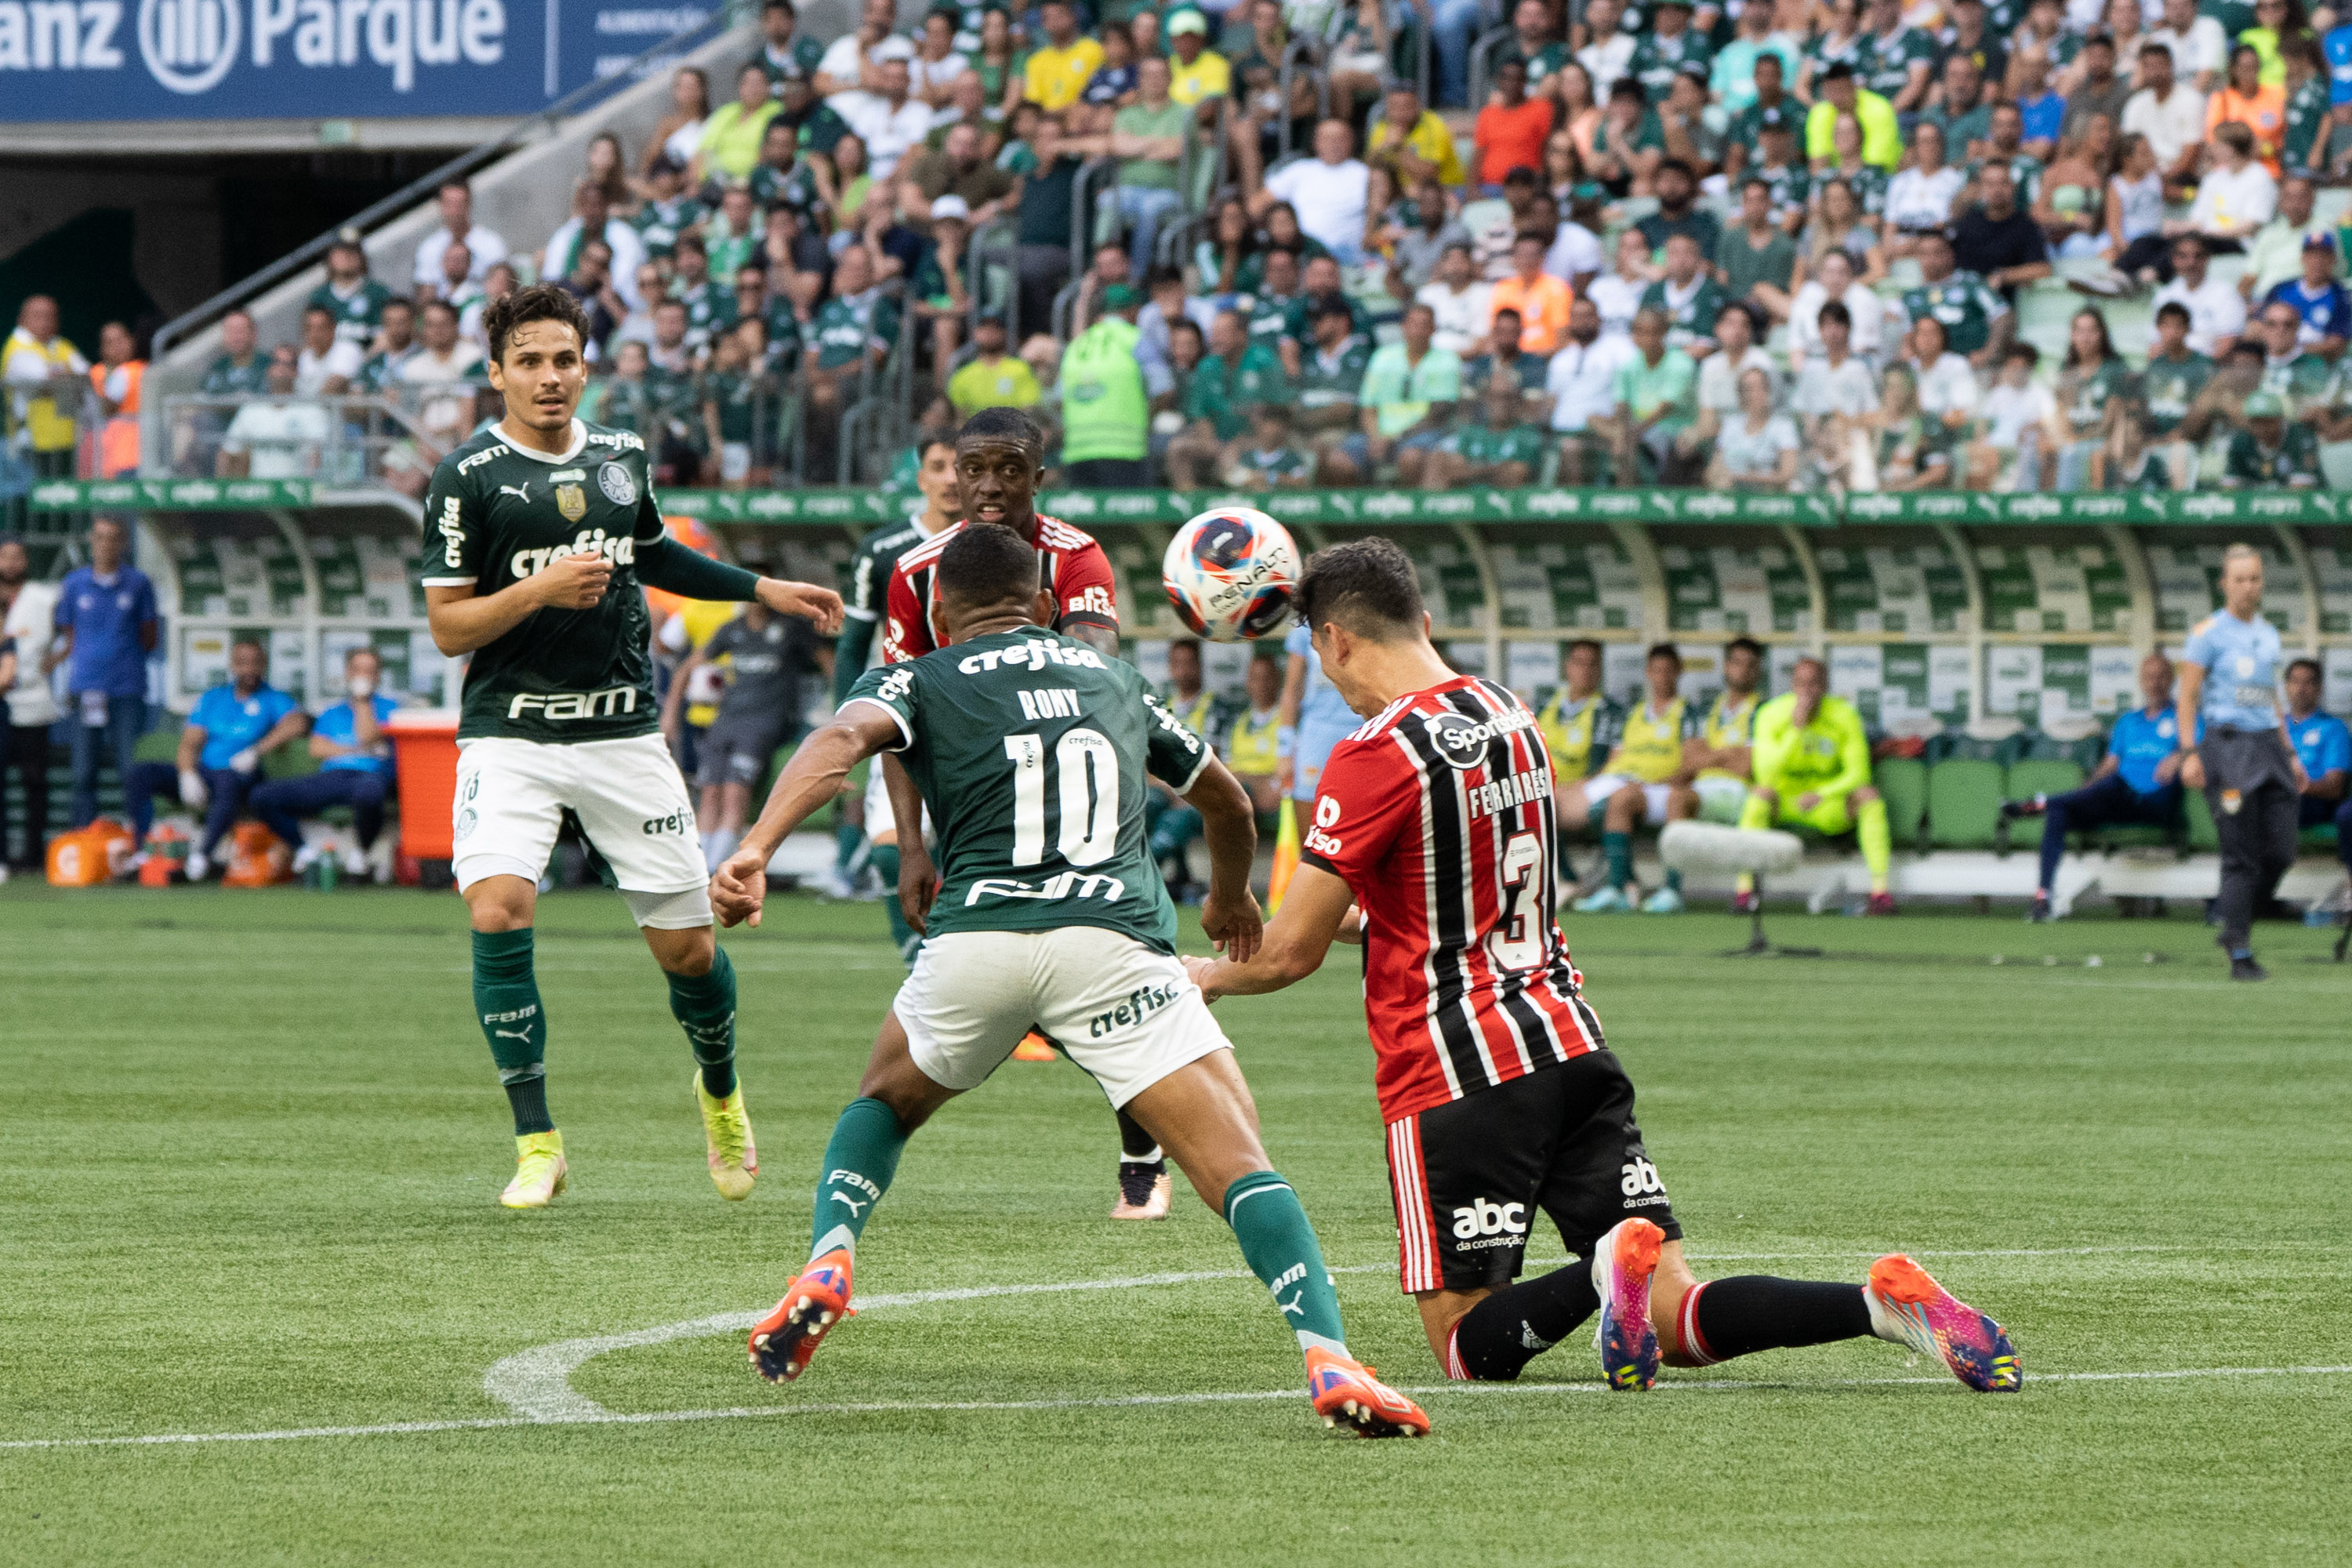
[
  {"x1": 666, "y1": 945, "x2": 739, "y2": 1098},
  {"x1": 472, "y1": 928, "x2": 551, "y2": 1135},
  {"x1": 1857, "y1": 794, "x2": 1892, "y2": 892},
  {"x1": 1223, "y1": 1170, "x2": 1348, "y2": 1354},
  {"x1": 869, "y1": 844, "x2": 918, "y2": 963},
  {"x1": 811, "y1": 1096, "x2": 909, "y2": 1261},
  {"x1": 1602, "y1": 829, "x2": 1633, "y2": 893}
]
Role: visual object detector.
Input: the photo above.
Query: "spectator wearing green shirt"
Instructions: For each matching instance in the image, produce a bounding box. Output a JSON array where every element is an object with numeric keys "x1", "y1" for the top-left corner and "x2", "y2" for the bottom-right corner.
[
  {"x1": 804, "y1": 244, "x2": 898, "y2": 468},
  {"x1": 1094, "y1": 56, "x2": 1189, "y2": 274},
  {"x1": 2254, "y1": 299, "x2": 2337, "y2": 416},
  {"x1": 1225, "y1": 402, "x2": 1316, "y2": 488},
  {"x1": 672, "y1": 235, "x2": 735, "y2": 338},
  {"x1": 1282, "y1": 255, "x2": 1373, "y2": 368},
  {"x1": 632, "y1": 154, "x2": 708, "y2": 259},
  {"x1": 2045, "y1": 308, "x2": 2136, "y2": 492},
  {"x1": 1902, "y1": 230, "x2": 2010, "y2": 367},
  {"x1": 1718, "y1": 179, "x2": 1801, "y2": 323},
  {"x1": 1725, "y1": 55, "x2": 1800, "y2": 183},
  {"x1": 200, "y1": 310, "x2": 270, "y2": 395},
  {"x1": 1589, "y1": 79, "x2": 1664, "y2": 197},
  {"x1": 909, "y1": 195, "x2": 974, "y2": 390},
  {"x1": 1243, "y1": 246, "x2": 1305, "y2": 357},
  {"x1": 1166, "y1": 308, "x2": 1290, "y2": 485},
  {"x1": 306, "y1": 237, "x2": 394, "y2": 349},
  {"x1": 1805, "y1": 64, "x2": 1902, "y2": 171},
  {"x1": 354, "y1": 299, "x2": 416, "y2": 394},
  {"x1": 1061, "y1": 285, "x2": 1153, "y2": 488},
  {"x1": 1458, "y1": 310, "x2": 1550, "y2": 426},
  {"x1": 946, "y1": 311, "x2": 1042, "y2": 420},
  {"x1": 2223, "y1": 390, "x2": 2321, "y2": 485},
  {"x1": 1639, "y1": 233, "x2": 1730, "y2": 358},
  {"x1": 1341, "y1": 301, "x2": 1463, "y2": 486},
  {"x1": 1602, "y1": 307, "x2": 1700, "y2": 481},
  {"x1": 1853, "y1": 0, "x2": 1934, "y2": 114},
  {"x1": 2132, "y1": 301, "x2": 2217, "y2": 487},
  {"x1": 1427, "y1": 379, "x2": 1548, "y2": 488},
  {"x1": 1295, "y1": 300, "x2": 1374, "y2": 471},
  {"x1": 702, "y1": 319, "x2": 780, "y2": 487},
  {"x1": 1628, "y1": 0, "x2": 1711, "y2": 103},
  {"x1": 754, "y1": 0, "x2": 825, "y2": 91}
]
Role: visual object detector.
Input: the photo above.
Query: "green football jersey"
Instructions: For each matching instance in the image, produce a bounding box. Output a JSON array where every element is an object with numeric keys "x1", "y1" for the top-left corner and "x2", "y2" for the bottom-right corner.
[
  {"x1": 1903, "y1": 272, "x2": 2005, "y2": 357},
  {"x1": 419, "y1": 419, "x2": 666, "y2": 744},
  {"x1": 2137, "y1": 351, "x2": 2214, "y2": 437},
  {"x1": 848, "y1": 627, "x2": 1213, "y2": 952}
]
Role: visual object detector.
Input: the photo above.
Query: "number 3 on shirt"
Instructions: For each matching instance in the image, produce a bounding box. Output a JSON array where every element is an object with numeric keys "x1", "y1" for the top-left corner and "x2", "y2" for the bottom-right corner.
[
  {"x1": 1488, "y1": 831, "x2": 1543, "y2": 971},
  {"x1": 1004, "y1": 730, "x2": 1120, "y2": 866}
]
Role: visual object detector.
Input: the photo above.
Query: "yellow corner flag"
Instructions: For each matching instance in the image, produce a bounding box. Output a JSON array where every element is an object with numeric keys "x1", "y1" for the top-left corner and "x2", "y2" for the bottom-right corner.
[{"x1": 1268, "y1": 797, "x2": 1300, "y2": 913}]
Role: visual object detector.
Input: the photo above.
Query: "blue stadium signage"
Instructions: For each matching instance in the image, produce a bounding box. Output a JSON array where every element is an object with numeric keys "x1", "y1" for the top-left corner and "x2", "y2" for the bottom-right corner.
[{"x1": 0, "y1": 0, "x2": 708, "y2": 121}]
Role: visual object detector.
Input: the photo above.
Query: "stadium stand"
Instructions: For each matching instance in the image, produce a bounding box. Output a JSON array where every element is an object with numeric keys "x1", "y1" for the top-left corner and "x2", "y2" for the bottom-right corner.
[{"x1": 5, "y1": 0, "x2": 2352, "y2": 918}]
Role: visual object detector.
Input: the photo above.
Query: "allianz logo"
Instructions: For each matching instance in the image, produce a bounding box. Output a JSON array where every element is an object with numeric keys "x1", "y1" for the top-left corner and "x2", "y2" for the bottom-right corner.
[{"x1": 96, "y1": 0, "x2": 514, "y2": 98}]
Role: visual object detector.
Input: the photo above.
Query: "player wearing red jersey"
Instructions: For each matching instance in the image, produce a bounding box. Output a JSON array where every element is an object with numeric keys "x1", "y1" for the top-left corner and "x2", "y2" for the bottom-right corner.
[
  {"x1": 880, "y1": 408, "x2": 1171, "y2": 1219},
  {"x1": 1192, "y1": 539, "x2": 2021, "y2": 1395}
]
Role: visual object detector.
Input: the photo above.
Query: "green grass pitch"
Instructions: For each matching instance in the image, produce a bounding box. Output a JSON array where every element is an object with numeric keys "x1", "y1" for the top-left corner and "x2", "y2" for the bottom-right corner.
[{"x1": 3, "y1": 883, "x2": 2348, "y2": 1565}]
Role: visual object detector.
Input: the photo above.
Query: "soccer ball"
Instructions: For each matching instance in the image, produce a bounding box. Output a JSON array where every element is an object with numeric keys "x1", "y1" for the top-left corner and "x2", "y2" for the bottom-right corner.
[{"x1": 1161, "y1": 508, "x2": 1301, "y2": 642}]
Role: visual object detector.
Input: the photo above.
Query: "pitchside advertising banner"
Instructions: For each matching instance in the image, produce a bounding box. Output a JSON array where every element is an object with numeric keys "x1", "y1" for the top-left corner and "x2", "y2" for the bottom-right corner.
[{"x1": 0, "y1": 0, "x2": 713, "y2": 121}]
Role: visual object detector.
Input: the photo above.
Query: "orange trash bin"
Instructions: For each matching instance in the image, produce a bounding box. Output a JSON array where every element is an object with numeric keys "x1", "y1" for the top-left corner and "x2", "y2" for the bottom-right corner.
[{"x1": 385, "y1": 709, "x2": 462, "y2": 862}]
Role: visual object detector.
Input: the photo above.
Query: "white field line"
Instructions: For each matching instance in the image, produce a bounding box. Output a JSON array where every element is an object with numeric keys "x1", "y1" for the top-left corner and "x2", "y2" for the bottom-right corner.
[{"x1": 8, "y1": 1365, "x2": 2351, "y2": 1453}]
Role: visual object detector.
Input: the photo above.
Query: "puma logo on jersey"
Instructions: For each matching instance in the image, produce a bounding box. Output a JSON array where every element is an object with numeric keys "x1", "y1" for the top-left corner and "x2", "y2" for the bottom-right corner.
[{"x1": 499, "y1": 483, "x2": 532, "y2": 503}]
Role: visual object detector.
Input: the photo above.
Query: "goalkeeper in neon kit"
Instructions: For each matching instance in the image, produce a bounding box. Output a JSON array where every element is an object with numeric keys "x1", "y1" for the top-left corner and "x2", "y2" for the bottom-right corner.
[{"x1": 1735, "y1": 655, "x2": 1896, "y2": 916}]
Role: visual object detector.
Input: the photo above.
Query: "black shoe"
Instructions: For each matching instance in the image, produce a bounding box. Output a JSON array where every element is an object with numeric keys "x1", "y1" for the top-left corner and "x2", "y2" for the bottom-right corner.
[
  {"x1": 2026, "y1": 895, "x2": 2052, "y2": 924},
  {"x1": 1998, "y1": 797, "x2": 2047, "y2": 822},
  {"x1": 2230, "y1": 956, "x2": 2268, "y2": 982}
]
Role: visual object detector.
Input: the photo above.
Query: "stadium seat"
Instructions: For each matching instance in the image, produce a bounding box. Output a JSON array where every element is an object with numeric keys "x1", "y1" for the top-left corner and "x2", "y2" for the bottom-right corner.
[
  {"x1": 1874, "y1": 756, "x2": 1929, "y2": 849},
  {"x1": 1928, "y1": 759, "x2": 2005, "y2": 849},
  {"x1": 2183, "y1": 788, "x2": 2220, "y2": 851},
  {"x1": 2005, "y1": 758, "x2": 2085, "y2": 803}
]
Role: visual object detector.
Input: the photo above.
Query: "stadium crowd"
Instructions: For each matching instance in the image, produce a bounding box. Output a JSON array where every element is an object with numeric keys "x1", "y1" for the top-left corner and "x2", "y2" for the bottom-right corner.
[{"x1": 17, "y1": 0, "x2": 2352, "y2": 498}]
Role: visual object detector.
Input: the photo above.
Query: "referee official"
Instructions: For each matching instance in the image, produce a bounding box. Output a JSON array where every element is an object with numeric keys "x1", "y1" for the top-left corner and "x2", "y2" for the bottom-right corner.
[{"x1": 2178, "y1": 546, "x2": 2308, "y2": 982}]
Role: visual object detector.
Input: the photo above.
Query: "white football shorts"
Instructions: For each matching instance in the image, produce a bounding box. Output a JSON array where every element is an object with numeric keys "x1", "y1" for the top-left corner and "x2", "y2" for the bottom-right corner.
[
  {"x1": 1581, "y1": 775, "x2": 1677, "y2": 826},
  {"x1": 893, "y1": 926, "x2": 1230, "y2": 1108},
  {"x1": 452, "y1": 733, "x2": 710, "y2": 922}
]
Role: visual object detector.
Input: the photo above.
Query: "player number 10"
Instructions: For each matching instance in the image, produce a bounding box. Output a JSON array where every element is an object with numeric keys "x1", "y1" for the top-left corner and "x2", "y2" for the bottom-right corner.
[{"x1": 1004, "y1": 729, "x2": 1120, "y2": 867}]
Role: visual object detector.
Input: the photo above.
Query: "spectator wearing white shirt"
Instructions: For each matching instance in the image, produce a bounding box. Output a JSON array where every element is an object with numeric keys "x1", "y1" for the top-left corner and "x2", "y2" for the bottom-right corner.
[
  {"x1": 2175, "y1": 121, "x2": 2275, "y2": 250},
  {"x1": 1545, "y1": 295, "x2": 1636, "y2": 481},
  {"x1": 1258, "y1": 120, "x2": 1371, "y2": 264},
  {"x1": 1545, "y1": 214, "x2": 1605, "y2": 294},
  {"x1": 1686, "y1": 301, "x2": 1782, "y2": 461},
  {"x1": 293, "y1": 306, "x2": 363, "y2": 396},
  {"x1": 1899, "y1": 314, "x2": 1981, "y2": 431},
  {"x1": 1585, "y1": 228, "x2": 1655, "y2": 342},
  {"x1": 1882, "y1": 123, "x2": 1965, "y2": 254},
  {"x1": 1576, "y1": 0, "x2": 1636, "y2": 100},
  {"x1": 399, "y1": 300, "x2": 485, "y2": 451},
  {"x1": 2240, "y1": 175, "x2": 2342, "y2": 301},
  {"x1": 1965, "y1": 342, "x2": 2057, "y2": 488},
  {"x1": 1788, "y1": 249, "x2": 1886, "y2": 368},
  {"x1": 2147, "y1": 0, "x2": 2227, "y2": 92},
  {"x1": 815, "y1": 0, "x2": 911, "y2": 101},
  {"x1": 219, "y1": 349, "x2": 331, "y2": 479},
  {"x1": 410, "y1": 180, "x2": 507, "y2": 294},
  {"x1": 1416, "y1": 243, "x2": 1494, "y2": 355},
  {"x1": 1705, "y1": 365, "x2": 1802, "y2": 491},
  {"x1": 834, "y1": 56, "x2": 935, "y2": 181},
  {"x1": 1791, "y1": 300, "x2": 1879, "y2": 480},
  {"x1": 2120, "y1": 43, "x2": 2208, "y2": 196},
  {"x1": 541, "y1": 182, "x2": 650, "y2": 311},
  {"x1": 2151, "y1": 234, "x2": 2247, "y2": 355}
]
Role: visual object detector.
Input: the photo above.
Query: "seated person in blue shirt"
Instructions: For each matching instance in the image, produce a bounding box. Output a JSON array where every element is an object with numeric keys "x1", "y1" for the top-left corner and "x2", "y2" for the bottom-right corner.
[
  {"x1": 2282, "y1": 658, "x2": 2352, "y2": 881},
  {"x1": 251, "y1": 645, "x2": 400, "y2": 881},
  {"x1": 2002, "y1": 652, "x2": 2188, "y2": 922},
  {"x1": 126, "y1": 638, "x2": 307, "y2": 880}
]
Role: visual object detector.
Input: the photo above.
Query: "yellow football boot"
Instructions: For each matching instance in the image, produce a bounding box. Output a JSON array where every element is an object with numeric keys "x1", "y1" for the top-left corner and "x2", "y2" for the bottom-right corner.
[
  {"x1": 695, "y1": 1072, "x2": 757, "y2": 1200},
  {"x1": 499, "y1": 1130, "x2": 567, "y2": 1209}
]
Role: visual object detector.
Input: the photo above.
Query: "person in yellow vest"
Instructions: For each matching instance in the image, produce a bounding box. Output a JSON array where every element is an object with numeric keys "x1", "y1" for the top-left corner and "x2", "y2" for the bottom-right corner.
[
  {"x1": 1687, "y1": 635, "x2": 1766, "y2": 825},
  {"x1": 1536, "y1": 637, "x2": 1624, "y2": 885},
  {"x1": 1737, "y1": 654, "x2": 1896, "y2": 916},
  {"x1": 4, "y1": 296, "x2": 89, "y2": 478},
  {"x1": 89, "y1": 321, "x2": 144, "y2": 480},
  {"x1": 1573, "y1": 642, "x2": 1702, "y2": 914},
  {"x1": 1222, "y1": 652, "x2": 1286, "y2": 819}
]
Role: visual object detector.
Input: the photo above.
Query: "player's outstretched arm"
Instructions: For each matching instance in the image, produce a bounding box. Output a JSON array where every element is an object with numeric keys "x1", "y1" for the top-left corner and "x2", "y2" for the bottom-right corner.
[
  {"x1": 633, "y1": 533, "x2": 846, "y2": 634},
  {"x1": 1186, "y1": 864, "x2": 1354, "y2": 1000},
  {"x1": 1183, "y1": 754, "x2": 1263, "y2": 965},
  {"x1": 713, "y1": 706, "x2": 902, "y2": 928}
]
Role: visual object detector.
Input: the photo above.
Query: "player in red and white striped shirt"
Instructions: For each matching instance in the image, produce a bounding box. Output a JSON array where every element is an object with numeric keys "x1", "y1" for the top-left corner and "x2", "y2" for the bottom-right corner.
[
  {"x1": 1192, "y1": 539, "x2": 2021, "y2": 1396},
  {"x1": 877, "y1": 408, "x2": 1172, "y2": 1220}
]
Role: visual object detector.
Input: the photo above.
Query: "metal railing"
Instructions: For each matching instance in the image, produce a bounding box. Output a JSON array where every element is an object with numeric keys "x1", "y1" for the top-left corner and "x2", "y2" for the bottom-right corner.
[
  {"x1": 149, "y1": 4, "x2": 746, "y2": 362},
  {"x1": 1468, "y1": 24, "x2": 1516, "y2": 112},
  {"x1": 1275, "y1": 36, "x2": 1334, "y2": 164},
  {"x1": 158, "y1": 388, "x2": 480, "y2": 491}
]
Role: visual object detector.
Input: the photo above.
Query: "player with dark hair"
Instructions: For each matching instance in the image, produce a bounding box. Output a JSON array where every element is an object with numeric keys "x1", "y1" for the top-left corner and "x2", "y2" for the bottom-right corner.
[
  {"x1": 879, "y1": 407, "x2": 1174, "y2": 1218},
  {"x1": 711, "y1": 523, "x2": 1432, "y2": 1438},
  {"x1": 1189, "y1": 536, "x2": 2020, "y2": 1396},
  {"x1": 829, "y1": 433, "x2": 960, "y2": 947},
  {"x1": 419, "y1": 281, "x2": 844, "y2": 1208}
]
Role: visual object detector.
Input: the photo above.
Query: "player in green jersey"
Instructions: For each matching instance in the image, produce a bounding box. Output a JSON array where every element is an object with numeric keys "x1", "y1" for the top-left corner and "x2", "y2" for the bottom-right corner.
[
  {"x1": 710, "y1": 524, "x2": 1432, "y2": 1437},
  {"x1": 1734, "y1": 655, "x2": 1895, "y2": 915},
  {"x1": 419, "y1": 283, "x2": 844, "y2": 1209},
  {"x1": 828, "y1": 434, "x2": 958, "y2": 940}
]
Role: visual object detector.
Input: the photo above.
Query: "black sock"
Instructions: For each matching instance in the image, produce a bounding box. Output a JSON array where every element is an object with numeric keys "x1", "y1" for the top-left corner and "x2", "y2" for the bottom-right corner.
[
  {"x1": 1688, "y1": 1277, "x2": 1871, "y2": 1363},
  {"x1": 1449, "y1": 1261, "x2": 1596, "y2": 1381},
  {"x1": 1116, "y1": 1106, "x2": 1162, "y2": 1166},
  {"x1": 505, "y1": 1076, "x2": 553, "y2": 1136}
]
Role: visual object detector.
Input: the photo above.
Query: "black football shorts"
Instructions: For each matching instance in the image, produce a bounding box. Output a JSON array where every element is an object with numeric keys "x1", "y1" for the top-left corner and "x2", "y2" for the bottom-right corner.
[{"x1": 1384, "y1": 1049, "x2": 1680, "y2": 1294}]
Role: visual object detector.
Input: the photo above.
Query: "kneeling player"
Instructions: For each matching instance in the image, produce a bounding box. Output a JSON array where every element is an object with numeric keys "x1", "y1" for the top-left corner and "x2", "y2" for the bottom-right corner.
[
  {"x1": 711, "y1": 525, "x2": 1431, "y2": 1437},
  {"x1": 1735, "y1": 655, "x2": 1896, "y2": 916},
  {"x1": 1190, "y1": 539, "x2": 2018, "y2": 1394}
]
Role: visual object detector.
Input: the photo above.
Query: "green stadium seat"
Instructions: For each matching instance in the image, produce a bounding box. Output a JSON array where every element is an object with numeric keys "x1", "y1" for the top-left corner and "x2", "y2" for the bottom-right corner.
[
  {"x1": 1874, "y1": 756, "x2": 1929, "y2": 848},
  {"x1": 1928, "y1": 758, "x2": 2005, "y2": 848},
  {"x1": 133, "y1": 722, "x2": 181, "y2": 764},
  {"x1": 2299, "y1": 823, "x2": 2338, "y2": 851},
  {"x1": 262, "y1": 742, "x2": 318, "y2": 781},
  {"x1": 2184, "y1": 788, "x2": 2220, "y2": 851},
  {"x1": 2005, "y1": 758, "x2": 2085, "y2": 802}
]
